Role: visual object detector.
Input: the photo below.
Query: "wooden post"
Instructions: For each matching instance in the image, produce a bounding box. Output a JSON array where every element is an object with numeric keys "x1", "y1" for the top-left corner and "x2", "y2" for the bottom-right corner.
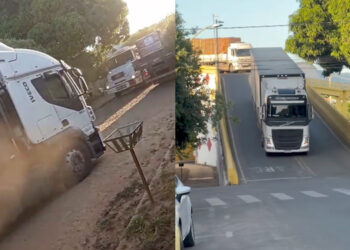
[{"x1": 130, "y1": 147, "x2": 154, "y2": 205}]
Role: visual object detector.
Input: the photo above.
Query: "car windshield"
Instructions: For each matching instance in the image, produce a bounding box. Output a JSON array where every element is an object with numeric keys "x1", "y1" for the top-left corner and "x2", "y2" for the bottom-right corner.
[
  {"x1": 268, "y1": 103, "x2": 306, "y2": 119},
  {"x1": 107, "y1": 50, "x2": 134, "y2": 70},
  {"x1": 236, "y1": 49, "x2": 251, "y2": 57}
]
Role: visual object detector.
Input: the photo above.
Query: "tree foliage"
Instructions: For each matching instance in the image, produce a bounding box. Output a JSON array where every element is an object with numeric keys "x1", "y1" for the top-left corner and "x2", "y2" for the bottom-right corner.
[
  {"x1": 176, "y1": 12, "x2": 209, "y2": 149},
  {"x1": 0, "y1": 0, "x2": 129, "y2": 82},
  {"x1": 286, "y1": 0, "x2": 350, "y2": 76},
  {"x1": 0, "y1": 0, "x2": 129, "y2": 60},
  {"x1": 124, "y1": 14, "x2": 175, "y2": 53},
  {"x1": 176, "y1": 11, "x2": 227, "y2": 150}
]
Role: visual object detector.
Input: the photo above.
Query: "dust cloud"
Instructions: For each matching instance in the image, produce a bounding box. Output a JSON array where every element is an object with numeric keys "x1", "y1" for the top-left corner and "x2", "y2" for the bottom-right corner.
[{"x1": 0, "y1": 138, "x2": 77, "y2": 237}]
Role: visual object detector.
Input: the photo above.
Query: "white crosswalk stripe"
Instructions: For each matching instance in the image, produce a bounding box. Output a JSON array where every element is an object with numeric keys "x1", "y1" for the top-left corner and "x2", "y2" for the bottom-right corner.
[
  {"x1": 301, "y1": 190, "x2": 327, "y2": 198},
  {"x1": 205, "y1": 197, "x2": 226, "y2": 206},
  {"x1": 237, "y1": 195, "x2": 261, "y2": 203},
  {"x1": 333, "y1": 188, "x2": 350, "y2": 195},
  {"x1": 270, "y1": 193, "x2": 294, "y2": 200}
]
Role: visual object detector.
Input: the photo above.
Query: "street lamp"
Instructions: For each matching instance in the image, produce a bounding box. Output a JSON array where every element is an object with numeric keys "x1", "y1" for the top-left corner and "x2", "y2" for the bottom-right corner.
[
  {"x1": 190, "y1": 16, "x2": 223, "y2": 78},
  {"x1": 191, "y1": 23, "x2": 223, "y2": 40}
]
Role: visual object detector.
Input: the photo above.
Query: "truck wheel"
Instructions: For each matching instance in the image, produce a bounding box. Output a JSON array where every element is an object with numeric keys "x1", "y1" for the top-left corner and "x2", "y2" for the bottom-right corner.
[{"x1": 60, "y1": 142, "x2": 92, "y2": 187}]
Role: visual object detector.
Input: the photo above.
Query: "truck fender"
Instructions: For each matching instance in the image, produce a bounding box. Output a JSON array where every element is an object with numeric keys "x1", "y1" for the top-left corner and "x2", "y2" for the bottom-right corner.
[{"x1": 40, "y1": 127, "x2": 89, "y2": 153}]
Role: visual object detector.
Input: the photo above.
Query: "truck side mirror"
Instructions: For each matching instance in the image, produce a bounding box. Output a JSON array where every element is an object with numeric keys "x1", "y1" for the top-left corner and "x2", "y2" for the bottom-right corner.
[
  {"x1": 260, "y1": 104, "x2": 266, "y2": 120},
  {"x1": 78, "y1": 76, "x2": 89, "y2": 95},
  {"x1": 308, "y1": 104, "x2": 314, "y2": 120}
]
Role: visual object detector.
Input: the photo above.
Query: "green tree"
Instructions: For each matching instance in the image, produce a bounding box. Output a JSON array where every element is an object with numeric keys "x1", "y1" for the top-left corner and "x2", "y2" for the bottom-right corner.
[
  {"x1": 176, "y1": 11, "x2": 227, "y2": 150},
  {"x1": 286, "y1": 0, "x2": 350, "y2": 76},
  {"x1": 176, "y1": 11, "x2": 209, "y2": 149},
  {"x1": 0, "y1": 0, "x2": 129, "y2": 82}
]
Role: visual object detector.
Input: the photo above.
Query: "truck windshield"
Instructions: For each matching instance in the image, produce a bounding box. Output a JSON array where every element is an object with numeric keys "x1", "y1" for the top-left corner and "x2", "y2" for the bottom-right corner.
[
  {"x1": 268, "y1": 103, "x2": 306, "y2": 119},
  {"x1": 236, "y1": 49, "x2": 251, "y2": 57},
  {"x1": 107, "y1": 50, "x2": 134, "y2": 70}
]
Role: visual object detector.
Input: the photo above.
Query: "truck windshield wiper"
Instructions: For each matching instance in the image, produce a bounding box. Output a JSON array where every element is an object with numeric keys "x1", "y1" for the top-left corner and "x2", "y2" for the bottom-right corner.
[{"x1": 279, "y1": 121, "x2": 298, "y2": 127}]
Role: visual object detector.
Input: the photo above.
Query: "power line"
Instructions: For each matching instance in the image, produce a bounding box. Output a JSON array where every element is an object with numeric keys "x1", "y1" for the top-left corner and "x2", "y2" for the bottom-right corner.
[{"x1": 181, "y1": 21, "x2": 341, "y2": 31}]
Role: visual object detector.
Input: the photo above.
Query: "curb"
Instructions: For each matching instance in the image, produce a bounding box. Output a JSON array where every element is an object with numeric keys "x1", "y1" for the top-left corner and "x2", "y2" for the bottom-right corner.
[{"x1": 218, "y1": 81, "x2": 239, "y2": 185}]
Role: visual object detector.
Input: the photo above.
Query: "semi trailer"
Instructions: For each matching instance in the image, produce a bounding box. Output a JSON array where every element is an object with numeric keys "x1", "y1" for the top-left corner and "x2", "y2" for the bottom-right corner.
[
  {"x1": 191, "y1": 38, "x2": 252, "y2": 72},
  {"x1": 0, "y1": 43, "x2": 105, "y2": 183},
  {"x1": 250, "y1": 48, "x2": 313, "y2": 154}
]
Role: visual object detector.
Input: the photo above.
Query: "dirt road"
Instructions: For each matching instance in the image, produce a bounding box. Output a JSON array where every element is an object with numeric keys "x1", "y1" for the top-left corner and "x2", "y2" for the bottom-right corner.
[{"x1": 0, "y1": 81, "x2": 174, "y2": 250}]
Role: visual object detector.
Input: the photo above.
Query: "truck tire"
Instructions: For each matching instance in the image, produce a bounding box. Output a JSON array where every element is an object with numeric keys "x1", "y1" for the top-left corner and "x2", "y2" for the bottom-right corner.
[
  {"x1": 183, "y1": 216, "x2": 195, "y2": 247},
  {"x1": 60, "y1": 141, "x2": 92, "y2": 187}
]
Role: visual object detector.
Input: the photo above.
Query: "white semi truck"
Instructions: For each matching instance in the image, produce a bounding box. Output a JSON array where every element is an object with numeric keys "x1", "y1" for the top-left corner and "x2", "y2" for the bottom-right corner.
[
  {"x1": 105, "y1": 31, "x2": 174, "y2": 96},
  {"x1": 0, "y1": 43, "x2": 105, "y2": 183},
  {"x1": 250, "y1": 48, "x2": 313, "y2": 154},
  {"x1": 198, "y1": 42, "x2": 253, "y2": 72},
  {"x1": 105, "y1": 45, "x2": 146, "y2": 96}
]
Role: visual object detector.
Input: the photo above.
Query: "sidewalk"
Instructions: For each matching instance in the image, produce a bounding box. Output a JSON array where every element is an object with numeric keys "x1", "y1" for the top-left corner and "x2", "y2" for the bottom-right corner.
[{"x1": 175, "y1": 163, "x2": 219, "y2": 187}]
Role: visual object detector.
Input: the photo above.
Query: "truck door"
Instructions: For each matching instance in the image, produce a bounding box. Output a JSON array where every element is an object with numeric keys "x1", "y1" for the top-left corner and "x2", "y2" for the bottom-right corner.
[
  {"x1": 0, "y1": 89, "x2": 24, "y2": 163},
  {"x1": 31, "y1": 72, "x2": 91, "y2": 134}
]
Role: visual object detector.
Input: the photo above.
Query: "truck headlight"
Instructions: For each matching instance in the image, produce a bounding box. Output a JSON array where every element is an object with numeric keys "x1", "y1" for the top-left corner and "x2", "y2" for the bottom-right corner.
[
  {"x1": 131, "y1": 75, "x2": 135, "y2": 79},
  {"x1": 265, "y1": 137, "x2": 274, "y2": 148},
  {"x1": 106, "y1": 85, "x2": 110, "y2": 90},
  {"x1": 301, "y1": 137, "x2": 309, "y2": 147}
]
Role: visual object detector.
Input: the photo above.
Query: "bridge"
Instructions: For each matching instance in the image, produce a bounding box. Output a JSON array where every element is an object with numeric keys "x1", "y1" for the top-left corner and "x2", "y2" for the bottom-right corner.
[{"x1": 190, "y1": 66, "x2": 350, "y2": 250}]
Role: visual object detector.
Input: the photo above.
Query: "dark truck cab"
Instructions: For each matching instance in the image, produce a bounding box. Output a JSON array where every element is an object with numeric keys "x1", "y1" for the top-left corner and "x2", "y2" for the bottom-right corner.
[{"x1": 133, "y1": 31, "x2": 175, "y2": 83}]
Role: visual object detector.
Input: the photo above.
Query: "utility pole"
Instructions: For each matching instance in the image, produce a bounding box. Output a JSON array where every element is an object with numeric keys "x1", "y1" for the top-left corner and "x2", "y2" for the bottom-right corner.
[
  {"x1": 213, "y1": 15, "x2": 219, "y2": 76},
  {"x1": 212, "y1": 15, "x2": 223, "y2": 83}
]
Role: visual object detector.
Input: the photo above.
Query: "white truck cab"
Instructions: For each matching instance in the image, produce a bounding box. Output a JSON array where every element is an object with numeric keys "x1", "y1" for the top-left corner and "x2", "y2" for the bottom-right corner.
[
  {"x1": 0, "y1": 43, "x2": 105, "y2": 183},
  {"x1": 105, "y1": 46, "x2": 144, "y2": 96},
  {"x1": 198, "y1": 42, "x2": 253, "y2": 72},
  {"x1": 259, "y1": 78, "x2": 312, "y2": 153},
  {"x1": 227, "y1": 43, "x2": 252, "y2": 72},
  {"x1": 251, "y1": 48, "x2": 313, "y2": 154}
]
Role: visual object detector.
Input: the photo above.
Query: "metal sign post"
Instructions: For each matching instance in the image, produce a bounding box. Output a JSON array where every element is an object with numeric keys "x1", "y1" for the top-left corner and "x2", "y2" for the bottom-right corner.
[{"x1": 103, "y1": 121, "x2": 154, "y2": 205}]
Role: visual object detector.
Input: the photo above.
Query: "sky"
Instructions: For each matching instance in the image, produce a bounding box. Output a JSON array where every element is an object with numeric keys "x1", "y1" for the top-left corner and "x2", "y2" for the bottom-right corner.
[
  {"x1": 176, "y1": 0, "x2": 300, "y2": 49},
  {"x1": 124, "y1": 0, "x2": 175, "y2": 34}
]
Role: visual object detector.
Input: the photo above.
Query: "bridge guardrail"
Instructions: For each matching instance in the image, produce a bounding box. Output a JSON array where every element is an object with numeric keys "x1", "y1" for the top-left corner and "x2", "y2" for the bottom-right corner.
[
  {"x1": 307, "y1": 78, "x2": 350, "y2": 120},
  {"x1": 306, "y1": 79, "x2": 350, "y2": 147}
]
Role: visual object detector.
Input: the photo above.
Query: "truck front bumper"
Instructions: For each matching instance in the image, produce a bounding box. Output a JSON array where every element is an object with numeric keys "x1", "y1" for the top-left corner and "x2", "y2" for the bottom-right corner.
[
  {"x1": 264, "y1": 145, "x2": 309, "y2": 153},
  {"x1": 87, "y1": 128, "x2": 106, "y2": 158},
  {"x1": 106, "y1": 76, "x2": 144, "y2": 95}
]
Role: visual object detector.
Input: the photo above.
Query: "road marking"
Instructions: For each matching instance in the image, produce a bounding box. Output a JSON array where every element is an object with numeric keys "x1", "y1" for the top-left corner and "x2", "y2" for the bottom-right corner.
[
  {"x1": 224, "y1": 215, "x2": 231, "y2": 219},
  {"x1": 205, "y1": 197, "x2": 226, "y2": 206},
  {"x1": 333, "y1": 188, "x2": 350, "y2": 195},
  {"x1": 251, "y1": 166, "x2": 286, "y2": 174},
  {"x1": 225, "y1": 231, "x2": 233, "y2": 238},
  {"x1": 100, "y1": 83, "x2": 158, "y2": 132},
  {"x1": 294, "y1": 156, "x2": 316, "y2": 176},
  {"x1": 237, "y1": 195, "x2": 261, "y2": 203},
  {"x1": 270, "y1": 193, "x2": 294, "y2": 200},
  {"x1": 247, "y1": 176, "x2": 312, "y2": 182},
  {"x1": 301, "y1": 190, "x2": 327, "y2": 198}
]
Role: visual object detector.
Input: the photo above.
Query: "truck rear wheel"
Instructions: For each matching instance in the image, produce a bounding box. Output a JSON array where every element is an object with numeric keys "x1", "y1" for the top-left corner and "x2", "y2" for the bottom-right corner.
[{"x1": 60, "y1": 142, "x2": 92, "y2": 187}]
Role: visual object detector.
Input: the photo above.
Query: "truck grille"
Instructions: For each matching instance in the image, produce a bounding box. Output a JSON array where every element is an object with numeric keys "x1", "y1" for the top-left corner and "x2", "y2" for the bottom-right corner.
[
  {"x1": 272, "y1": 129, "x2": 303, "y2": 150},
  {"x1": 111, "y1": 72, "x2": 125, "y2": 81}
]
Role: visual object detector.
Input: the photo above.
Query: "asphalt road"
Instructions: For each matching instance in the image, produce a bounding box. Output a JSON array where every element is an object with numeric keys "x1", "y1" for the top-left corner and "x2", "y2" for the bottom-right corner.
[
  {"x1": 189, "y1": 73, "x2": 350, "y2": 250},
  {"x1": 222, "y1": 73, "x2": 350, "y2": 182},
  {"x1": 191, "y1": 177, "x2": 350, "y2": 250}
]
